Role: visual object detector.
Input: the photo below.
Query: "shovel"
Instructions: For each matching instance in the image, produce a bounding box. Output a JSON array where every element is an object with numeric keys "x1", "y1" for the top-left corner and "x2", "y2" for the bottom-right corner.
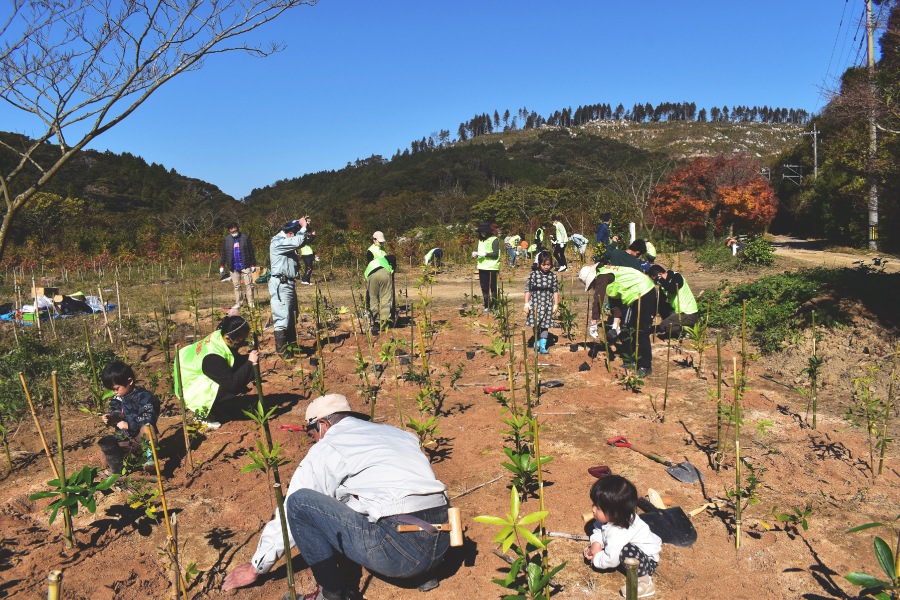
[
  {"x1": 483, "y1": 380, "x2": 564, "y2": 394},
  {"x1": 607, "y1": 436, "x2": 704, "y2": 484}
]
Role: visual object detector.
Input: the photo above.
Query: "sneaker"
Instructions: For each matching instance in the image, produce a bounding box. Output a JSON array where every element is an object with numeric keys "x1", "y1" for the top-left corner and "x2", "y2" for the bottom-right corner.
[
  {"x1": 301, "y1": 281, "x2": 312, "y2": 285},
  {"x1": 231, "y1": 303, "x2": 241, "y2": 309},
  {"x1": 558, "y1": 265, "x2": 567, "y2": 272},
  {"x1": 220, "y1": 276, "x2": 230, "y2": 282},
  {"x1": 248, "y1": 301, "x2": 255, "y2": 308},
  {"x1": 621, "y1": 576, "x2": 655, "y2": 597},
  {"x1": 198, "y1": 419, "x2": 221, "y2": 430},
  {"x1": 483, "y1": 309, "x2": 489, "y2": 314}
]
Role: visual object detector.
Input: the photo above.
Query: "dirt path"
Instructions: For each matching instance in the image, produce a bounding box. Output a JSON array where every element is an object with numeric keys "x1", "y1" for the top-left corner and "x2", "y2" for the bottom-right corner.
[{"x1": 771, "y1": 235, "x2": 899, "y2": 273}]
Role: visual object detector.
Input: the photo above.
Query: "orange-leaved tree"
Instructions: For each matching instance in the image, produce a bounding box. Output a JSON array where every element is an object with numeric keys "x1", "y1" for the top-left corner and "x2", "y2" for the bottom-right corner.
[{"x1": 648, "y1": 156, "x2": 778, "y2": 240}]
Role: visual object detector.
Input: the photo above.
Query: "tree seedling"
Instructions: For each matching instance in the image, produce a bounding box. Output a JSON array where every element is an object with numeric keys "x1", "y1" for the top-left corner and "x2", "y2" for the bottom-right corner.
[
  {"x1": 845, "y1": 517, "x2": 900, "y2": 599},
  {"x1": 474, "y1": 487, "x2": 566, "y2": 600},
  {"x1": 768, "y1": 504, "x2": 813, "y2": 534},
  {"x1": 28, "y1": 465, "x2": 120, "y2": 527}
]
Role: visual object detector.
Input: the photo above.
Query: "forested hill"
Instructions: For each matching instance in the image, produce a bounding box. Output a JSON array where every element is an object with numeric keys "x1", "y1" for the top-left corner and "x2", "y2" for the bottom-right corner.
[
  {"x1": 244, "y1": 129, "x2": 661, "y2": 228},
  {"x1": 0, "y1": 132, "x2": 236, "y2": 214},
  {"x1": 244, "y1": 121, "x2": 805, "y2": 231}
]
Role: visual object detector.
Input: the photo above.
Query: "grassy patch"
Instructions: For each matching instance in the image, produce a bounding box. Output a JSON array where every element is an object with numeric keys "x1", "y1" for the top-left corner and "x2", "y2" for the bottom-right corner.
[{"x1": 704, "y1": 267, "x2": 897, "y2": 354}]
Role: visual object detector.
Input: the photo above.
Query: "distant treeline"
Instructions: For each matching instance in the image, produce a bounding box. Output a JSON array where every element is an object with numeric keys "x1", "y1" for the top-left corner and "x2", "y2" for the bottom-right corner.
[{"x1": 399, "y1": 101, "x2": 810, "y2": 156}]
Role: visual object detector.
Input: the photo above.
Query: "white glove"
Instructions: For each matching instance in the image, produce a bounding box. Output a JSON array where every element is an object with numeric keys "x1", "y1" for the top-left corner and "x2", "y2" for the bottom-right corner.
[
  {"x1": 315, "y1": 256, "x2": 320, "y2": 262},
  {"x1": 477, "y1": 252, "x2": 487, "y2": 257},
  {"x1": 523, "y1": 303, "x2": 531, "y2": 315},
  {"x1": 219, "y1": 267, "x2": 224, "y2": 274},
  {"x1": 552, "y1": 304, "x2": 559, "y2": 316},
  {"x1": 251, "y1": 266, "x2": 257, "y2": 273},
  {"x1": 589, "y1": 324, "x2": 599, "y2": 339},
  {"x1": 472, "y1": 251, "x2": 478, "y2": 258}
]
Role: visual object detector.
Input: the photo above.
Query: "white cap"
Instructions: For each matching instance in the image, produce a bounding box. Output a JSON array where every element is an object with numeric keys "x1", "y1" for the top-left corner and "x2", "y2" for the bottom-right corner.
[
  {"x1": 372, "y1": 231, "x2": 386, "y2": 243},
  {"x1": 305, "y1": 394, "x2": 369, "y2": 425},
  {"x1": 578, "y1": 264, "x2": 598, "y2": 293}
]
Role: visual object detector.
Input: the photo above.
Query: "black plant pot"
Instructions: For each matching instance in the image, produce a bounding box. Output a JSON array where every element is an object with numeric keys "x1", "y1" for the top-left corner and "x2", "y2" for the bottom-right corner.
[
  {"x1": 570, "y1": 344, "x2": 579, "y2": 352},
  {"x1": 374, "y1": 364, "x2": 384, "y2": 373},
  {"x1": 309, "y1": 357, "x2": 319, "y2": 367},
  {"x1": 400, "y1": 356, "x2": 410, "y2": 365},
  {"x1": 466, "y1": 351, "x2": 475, "y2": 360}
]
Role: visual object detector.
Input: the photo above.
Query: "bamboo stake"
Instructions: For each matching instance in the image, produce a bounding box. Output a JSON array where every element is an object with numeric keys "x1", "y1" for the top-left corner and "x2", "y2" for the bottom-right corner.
[
  {"x1": 878, "y1": 342, "x2": 900, "y2": 476},
  {"x1": 115, "y1": 280, "x2": 123, "y2": 333},
  {"x1": 173, "y1": 345, "x2": 195, "y2": 475},
  {"x1": 350, "y1": 314, "x2": 376, "y2": 420},
  {"x1": 97, "y1": 286, "x2": 114, "y2": 344},
  {"x1": 716, "y1": 333, "x2": 723, "y2": 472},
  {"x1": 47, "y1": 570, "x2": 63, "y2": 600},
  {"x1": 19, "y1": 374, "x2": 74, "y2": 543},
  {"x1": 533, "y1": 416, "x2": 548, "y2": 577},
  {"x1": 147, "y1": 428, "x2": 190, "y2": 600},
  {"x1": 314, "y1": 325, "x2": 325, "y2": 390},
  {"x1": 249, "y1": 354, "x2": 297, "y2": 600},
  {"x1": 811, "y1": 311, "x2": 818, "y2": 430},
  {"x1": 507, "y1": 365, "x2": 518, "y2": 415},
  {"x1": 52, "y1": 372, "x2": 74, "y2": 548},
  {"x1": 390, "y1": 342, "x2": 405, "y2": 428},
  {"x1": 84, "y1": 321, "x2": 101, "y2": 408},
  {"x1": 733, "y1": 357, "x2": 741, "y2": 551},
  {"x1": 0, "y1": 407, "x2": 13, "y2": 471},
  {"x1": 600, "y1": 296, "x2": 612, "y2": 374},
  {"x1": 522, "y1": 331, "x2": 532, "y2": 417},
  {"x1": 661, "y1": 326, "x2": 672, "y2": 423}
]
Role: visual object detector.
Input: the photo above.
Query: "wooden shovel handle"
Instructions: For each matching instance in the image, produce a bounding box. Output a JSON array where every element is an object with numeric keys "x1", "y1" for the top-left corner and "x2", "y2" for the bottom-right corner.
[{"x1": 626, "y1": 443, "x2": 672, "y2": 467}]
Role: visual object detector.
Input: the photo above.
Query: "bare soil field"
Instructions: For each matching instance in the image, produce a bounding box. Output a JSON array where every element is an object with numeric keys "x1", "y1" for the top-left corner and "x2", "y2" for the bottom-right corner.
[{"x1": 2, "y1": 255, "x2": 899, "y2": 600}]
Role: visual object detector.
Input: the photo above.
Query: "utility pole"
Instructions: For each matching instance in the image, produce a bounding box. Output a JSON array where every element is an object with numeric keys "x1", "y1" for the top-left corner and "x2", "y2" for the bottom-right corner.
[
  {"x1": 867, "y1": 0, "x2": 878, "y2": 250},
  {"x1": 802, "y1": 125, "x2": 818, "y2": 183}
]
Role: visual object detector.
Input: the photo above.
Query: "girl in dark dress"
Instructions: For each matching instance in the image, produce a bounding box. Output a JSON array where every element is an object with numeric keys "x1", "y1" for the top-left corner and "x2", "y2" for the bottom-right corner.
[{"x1": 524, "y1": 250, "x2": 559, "y2": 354}]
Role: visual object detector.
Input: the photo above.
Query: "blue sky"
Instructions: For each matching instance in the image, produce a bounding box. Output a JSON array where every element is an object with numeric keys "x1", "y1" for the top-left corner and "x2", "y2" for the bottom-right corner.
[{"x1": 4, "y1": 0, "x2": 874, "y2": 199}]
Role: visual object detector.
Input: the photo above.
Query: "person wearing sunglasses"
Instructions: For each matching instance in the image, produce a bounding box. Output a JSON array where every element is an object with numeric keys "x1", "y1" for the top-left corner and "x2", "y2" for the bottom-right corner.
[{"x1": 224, "y1": 394, "x2": 451, "y2": 600}]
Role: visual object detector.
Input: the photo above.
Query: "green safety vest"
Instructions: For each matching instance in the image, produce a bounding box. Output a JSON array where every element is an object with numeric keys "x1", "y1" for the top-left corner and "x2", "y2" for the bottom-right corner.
[
  {"x1": 598, "y1": 266, "x2": 655, "y2": 306},
  {"x1": 644, "y1": 241, "x2": 657, "y2": 258},
  {"x1": 477, "y1": 237, "x2": 500, "y2": 271},
  {"x1": 666, "y1": 278, "x2": 698, "y2": 315},
  {"x1": 535, "y1": 229, "x2": 544, "y2": 244},
  {"x1": 174, "y1": 330, "x2": 234, "y2": 416},
  {"x1": 301, "y1": 244, "x2": 314, "y2": 256},
  {"x1": 364, "y1": 244, "x2": 392, "y2": 280},
  {"x1": 554, "y1": 222, "x2": 568, "y2": 244},
  {"x1": 507, "y1": 235, "x2": 521, "y2": 248},
  {"x1": 424, "y1": 248, "x2": 437, "y2": 264}
]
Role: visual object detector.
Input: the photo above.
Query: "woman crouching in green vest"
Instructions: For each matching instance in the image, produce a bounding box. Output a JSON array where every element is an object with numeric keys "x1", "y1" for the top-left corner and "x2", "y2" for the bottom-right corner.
[
  {"x1": 174, "y1": 315, "x2": 259, "y2": 429},
  {"x1": 473, "y1": 222, "x2": 500, "y2": 313},
  {"x1": 579, "y1": 263, "x2": 658, "y2": 377}
]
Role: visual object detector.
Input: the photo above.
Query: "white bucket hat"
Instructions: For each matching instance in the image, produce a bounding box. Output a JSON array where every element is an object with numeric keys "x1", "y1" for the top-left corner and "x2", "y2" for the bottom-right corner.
[{"x1": 578, "y1": 264, "x2": 598, "y2": 292}]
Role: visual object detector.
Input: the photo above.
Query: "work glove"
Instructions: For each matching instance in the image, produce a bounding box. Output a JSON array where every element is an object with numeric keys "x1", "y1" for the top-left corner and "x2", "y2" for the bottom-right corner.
[
  {"x1": 471, "y1": 251, "x2": 478, "y2": 258},
  {"x1": 315, "y1": 256, "x2": 320, "y2": 262},
  {"x1": 589, "y1": 324, "x2": 599, "y2": 339},
  {"x1": 552, "y1": 304, "x2": 559, "y2": 316},
  {"x1": 523, "y1": 303, "x2": 531, "y2": 316},
  {"x1": 251, "y1": 266, "x2": 256, "y2": 273},
  {"x1": 477, "y1": 252, "x2": 487, "y2": 257},
  {"x1": 219, "y1": 266, "x2": 224, "y2": 274}
]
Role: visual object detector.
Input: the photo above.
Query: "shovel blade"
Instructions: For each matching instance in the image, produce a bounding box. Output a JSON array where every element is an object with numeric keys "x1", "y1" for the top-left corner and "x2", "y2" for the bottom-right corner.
[
  {"x1": 640, "y1": 508, "x2": 698, "y2": 548},
  {"x1": 665, "y1": 461, "x2": 704, "y2": 484}
]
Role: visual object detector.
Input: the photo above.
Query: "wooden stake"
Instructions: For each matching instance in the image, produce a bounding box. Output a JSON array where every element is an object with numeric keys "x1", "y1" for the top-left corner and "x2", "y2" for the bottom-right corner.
[
  {"x1": 734, "y1": 357, "x2": 741, "y2": 550},
  {"x1": 661, "y1": 326, "x2": 672, "y2": 423},
  {"x1": 115, "y1": 280, "x2": 123, "y2": 333},
  {"x1": 146, "y1": 428, "x2": 189, "y2": 600},
  {"x1": 716, "y1": 333, "x2": 723, "y2": 471},
  {"x1": 97, "y1": 286, "x2": 114, "y2": 344},
  {"x1": 47, "y1": 570, "x2": 63, "y2": 600}
]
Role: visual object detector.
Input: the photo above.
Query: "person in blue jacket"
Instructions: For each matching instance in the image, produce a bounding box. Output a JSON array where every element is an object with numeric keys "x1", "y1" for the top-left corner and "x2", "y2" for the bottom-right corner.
[{"x1": 596, "y1": 213, "x2": 619, "y2": 248}]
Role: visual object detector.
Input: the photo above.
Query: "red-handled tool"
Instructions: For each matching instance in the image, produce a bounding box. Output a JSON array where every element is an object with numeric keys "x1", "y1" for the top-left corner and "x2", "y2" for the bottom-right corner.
[
  {"x1": 277, "y1": 425, "x2": 304, "y2": 432},
  {"x1": 607, "y1": 436, "x2": 704, "y2": 484}
]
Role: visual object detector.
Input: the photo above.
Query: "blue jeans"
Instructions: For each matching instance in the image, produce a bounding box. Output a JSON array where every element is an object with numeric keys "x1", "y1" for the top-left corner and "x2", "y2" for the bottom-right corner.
[
  {"x1": 507, "y1": 247, "x2": 517, "y2": 266},
  {"x1": 286, "y1": 489, "x2": 450, "y2": 594}
]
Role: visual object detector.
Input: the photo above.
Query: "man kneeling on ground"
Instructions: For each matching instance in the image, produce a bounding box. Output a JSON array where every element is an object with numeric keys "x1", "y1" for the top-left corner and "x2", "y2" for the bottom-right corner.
[{"x1": 223, "y1": 394, "x2": 451, "y2": 599}]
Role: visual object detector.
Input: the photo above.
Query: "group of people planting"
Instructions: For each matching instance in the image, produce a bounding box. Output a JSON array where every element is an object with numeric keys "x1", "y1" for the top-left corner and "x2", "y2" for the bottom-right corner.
[{"x1": 93, "y1": 212, "x2": 697, "y2": 599}]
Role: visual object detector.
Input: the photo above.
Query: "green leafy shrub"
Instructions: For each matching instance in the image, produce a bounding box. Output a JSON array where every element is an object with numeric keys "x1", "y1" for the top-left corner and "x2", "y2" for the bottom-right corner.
[
  {"x1": 740, "y1": 238, "x2": 775, "y2": 266},
  {"x1": 695, "y1": 243, "x2": 739, "y2": 271}
]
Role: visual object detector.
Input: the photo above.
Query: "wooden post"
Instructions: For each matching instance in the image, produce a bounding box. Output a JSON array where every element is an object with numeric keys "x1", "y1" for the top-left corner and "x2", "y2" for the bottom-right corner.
[
  {"x1": 97, "y1": 286, "x2": 114, "y2": 344},
  {"x1": 115, "y1": 280, "x2": 123, "y2": 334},
  {"x1": 147, "y1": 428, "x2": 189, "y2": 600}
]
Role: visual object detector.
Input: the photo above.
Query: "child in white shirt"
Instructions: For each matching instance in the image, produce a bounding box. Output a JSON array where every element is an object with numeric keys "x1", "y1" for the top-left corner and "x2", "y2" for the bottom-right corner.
[{"x1": 584, "y1": 475, "x2": 662, "y2": 598}]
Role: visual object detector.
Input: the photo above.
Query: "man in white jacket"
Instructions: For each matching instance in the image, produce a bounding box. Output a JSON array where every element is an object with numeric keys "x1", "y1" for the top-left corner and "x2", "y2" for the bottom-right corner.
[{"x1": 222, "y1": 394, "x2": 450, "y2": 600}]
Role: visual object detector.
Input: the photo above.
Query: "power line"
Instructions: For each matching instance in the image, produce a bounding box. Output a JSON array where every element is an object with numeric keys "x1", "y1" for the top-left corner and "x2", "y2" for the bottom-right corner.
[{"x1": 816, "y1": 0, "x2": 852, "y2": 113}]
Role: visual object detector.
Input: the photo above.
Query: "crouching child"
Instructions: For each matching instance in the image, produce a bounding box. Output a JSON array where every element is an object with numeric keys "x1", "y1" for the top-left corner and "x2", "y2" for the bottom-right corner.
[
  {"x1": 585, "y1": 475, "x2": 662, "y2": 598},
  {"x1": 97, "y1": 361, "x2": 160, "y2": 474}
]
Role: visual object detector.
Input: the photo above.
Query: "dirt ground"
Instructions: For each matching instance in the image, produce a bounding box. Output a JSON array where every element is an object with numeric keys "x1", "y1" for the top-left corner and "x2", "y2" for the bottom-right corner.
[{"x1": 2, "y1": 256, "x2": 900, "y2": 600}]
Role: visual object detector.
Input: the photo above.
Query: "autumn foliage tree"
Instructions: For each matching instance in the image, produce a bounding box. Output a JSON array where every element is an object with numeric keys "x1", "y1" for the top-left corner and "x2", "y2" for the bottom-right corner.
[{"x1": 648, "y1": 156, "x2": 778, "y2": 240}]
